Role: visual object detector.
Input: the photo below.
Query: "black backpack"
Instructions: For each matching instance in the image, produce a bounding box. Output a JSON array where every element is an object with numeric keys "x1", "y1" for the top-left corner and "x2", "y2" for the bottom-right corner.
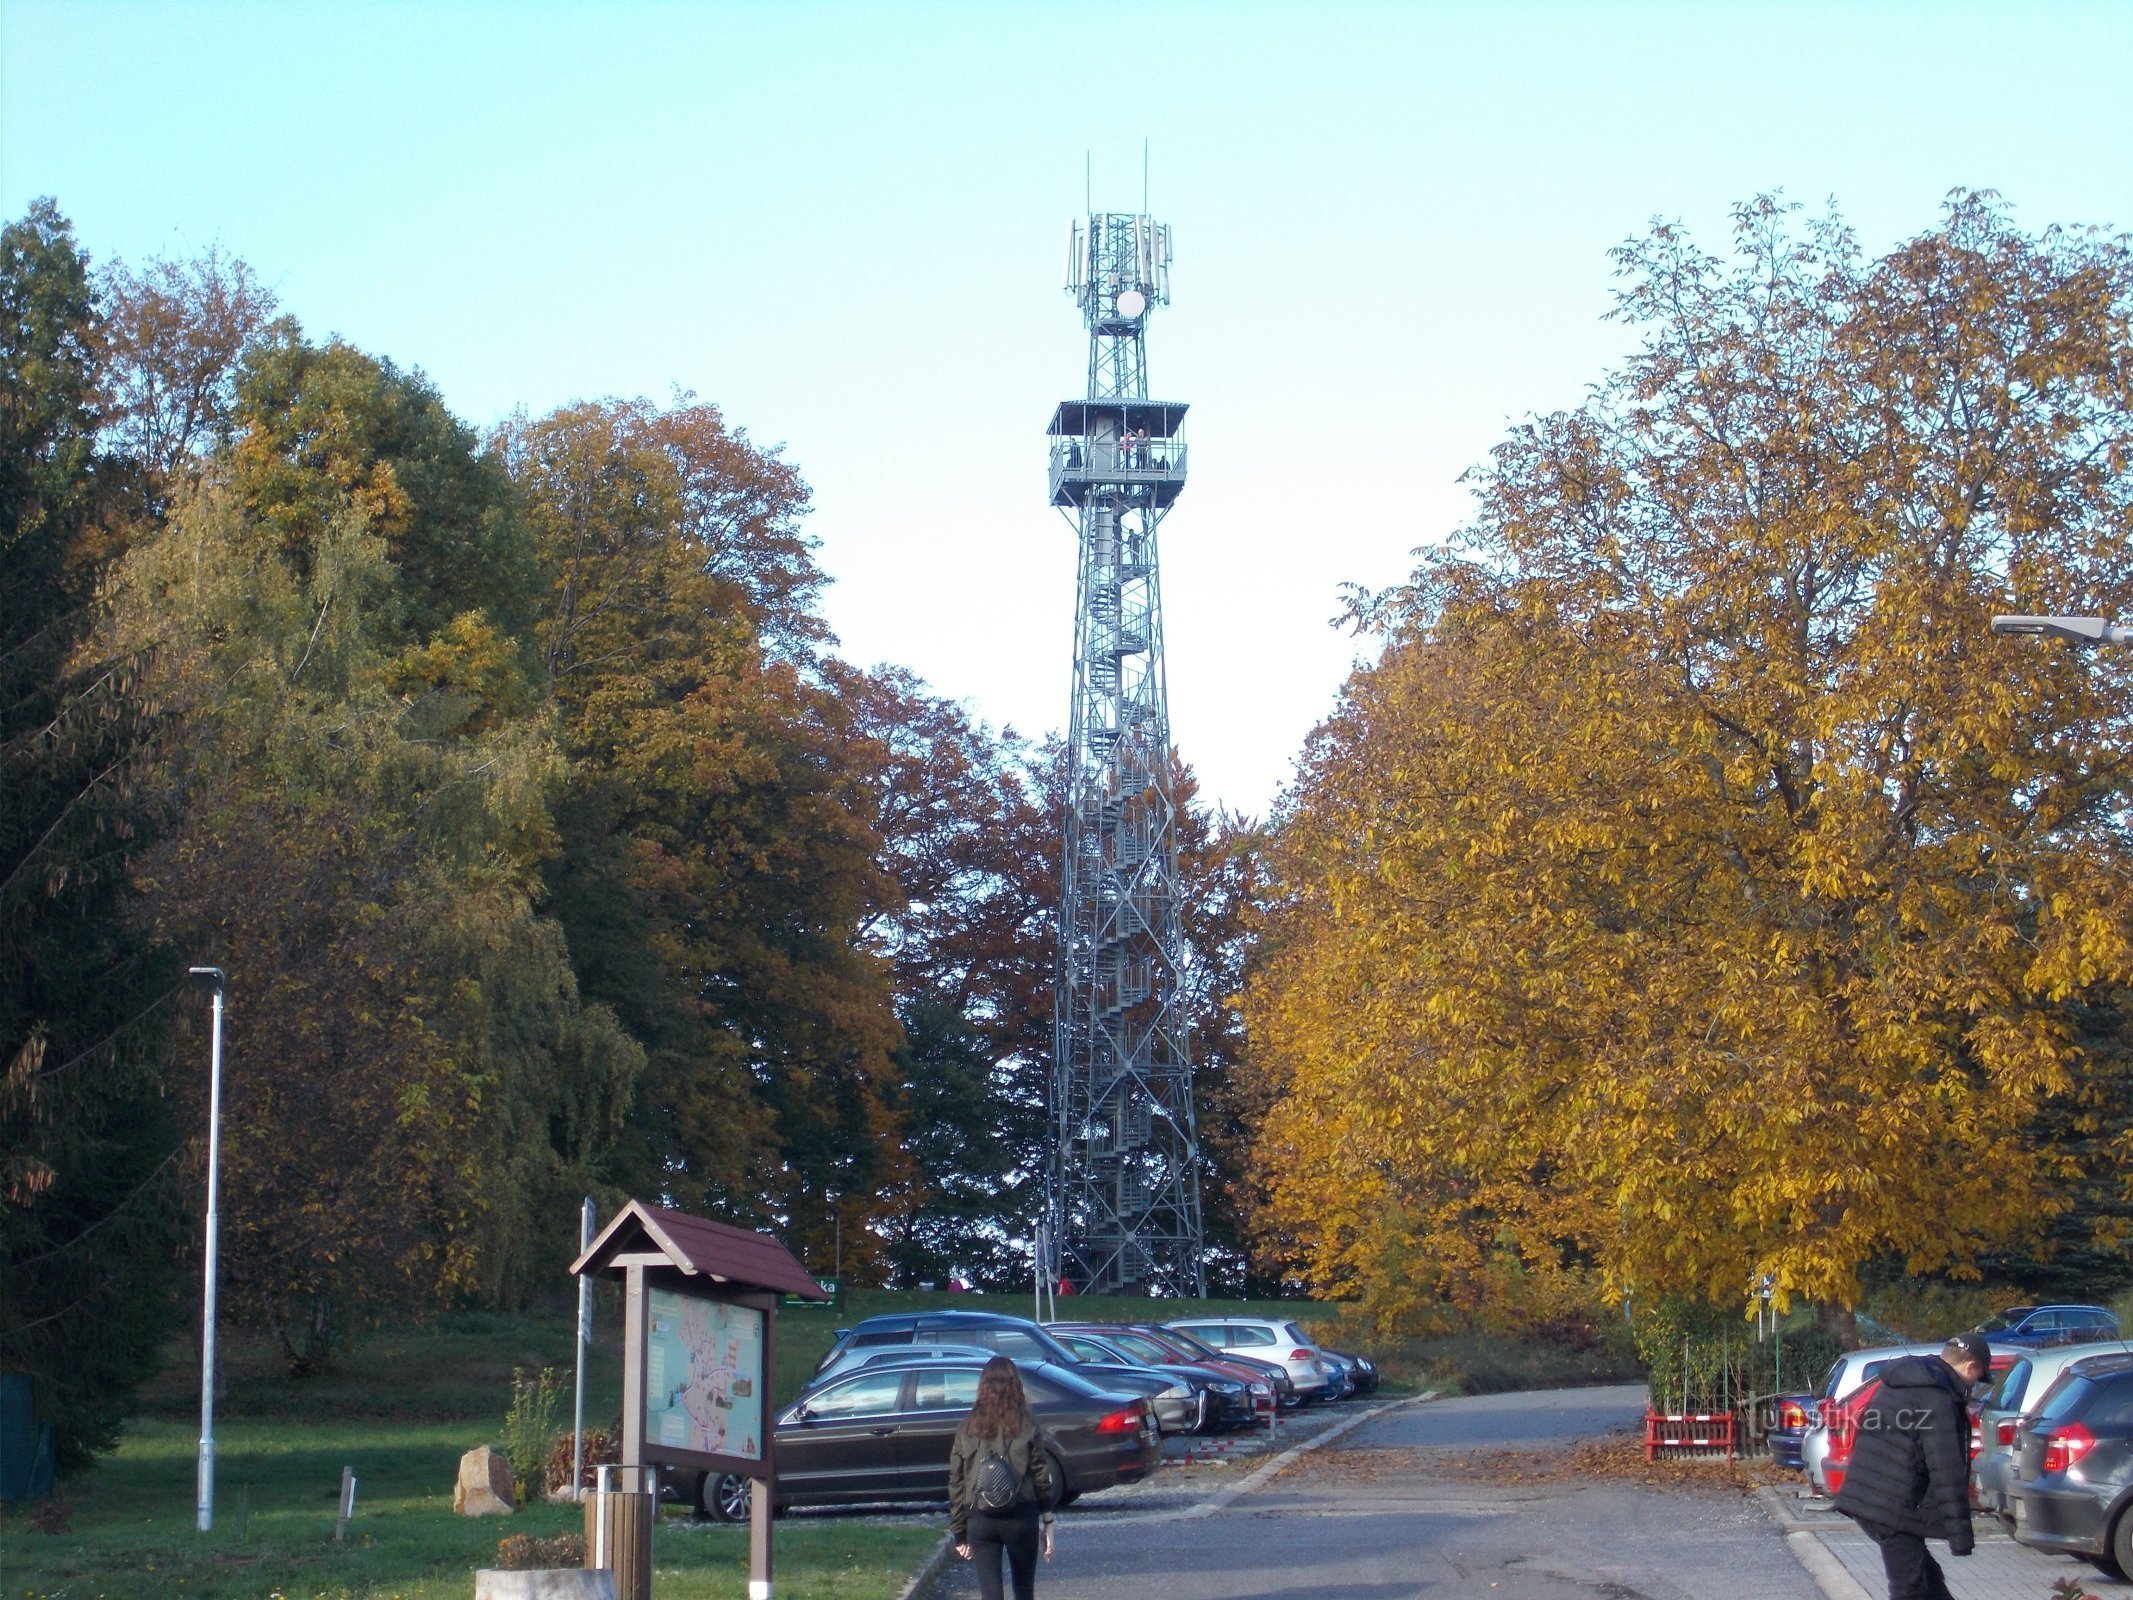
[{"x1": 972, "y1": 1446, "x2": 1021, "y2": 1512}]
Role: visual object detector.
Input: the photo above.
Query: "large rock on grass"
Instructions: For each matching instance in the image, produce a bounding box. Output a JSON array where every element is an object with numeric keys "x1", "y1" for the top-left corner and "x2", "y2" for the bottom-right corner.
[{"x1": 454, "y1": 1445, "x2": 518, "y2": 1516}]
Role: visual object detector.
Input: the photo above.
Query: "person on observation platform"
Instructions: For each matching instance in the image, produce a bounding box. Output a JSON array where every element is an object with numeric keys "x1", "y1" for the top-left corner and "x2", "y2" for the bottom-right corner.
[{"x1": 1831, "y1": 1332, "x2": 1989, "y2": 1600}]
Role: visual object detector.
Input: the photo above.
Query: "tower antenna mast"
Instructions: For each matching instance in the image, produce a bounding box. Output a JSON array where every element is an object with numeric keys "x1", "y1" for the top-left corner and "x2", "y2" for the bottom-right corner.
[{"x1": 1045, "y1": 205, "x2": 1204, "y2": 1296}]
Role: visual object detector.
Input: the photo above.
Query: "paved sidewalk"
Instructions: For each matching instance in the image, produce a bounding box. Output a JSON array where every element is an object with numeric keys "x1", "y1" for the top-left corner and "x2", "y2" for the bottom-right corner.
[{"x1": 1760, "y1": 1485, "x2": 2133, "y2": 1600}]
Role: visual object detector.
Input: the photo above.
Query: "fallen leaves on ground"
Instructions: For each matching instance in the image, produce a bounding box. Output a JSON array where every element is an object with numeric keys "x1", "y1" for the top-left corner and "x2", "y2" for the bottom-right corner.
[{"x1": 1297, "y1": 1429, "x2": 1784, "y2": 1494}]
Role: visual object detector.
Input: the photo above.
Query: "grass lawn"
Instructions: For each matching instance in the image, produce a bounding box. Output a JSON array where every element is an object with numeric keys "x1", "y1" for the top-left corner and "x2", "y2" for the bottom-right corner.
[{"x1": 0, "y1": 1289, "x2": 1338, "y2": 1599}]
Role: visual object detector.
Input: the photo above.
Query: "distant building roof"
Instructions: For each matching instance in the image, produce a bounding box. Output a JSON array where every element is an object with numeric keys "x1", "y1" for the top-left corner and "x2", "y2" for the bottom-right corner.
[{"x1": 569, "y1": 1199, "x2": 828, "y2": 1300}]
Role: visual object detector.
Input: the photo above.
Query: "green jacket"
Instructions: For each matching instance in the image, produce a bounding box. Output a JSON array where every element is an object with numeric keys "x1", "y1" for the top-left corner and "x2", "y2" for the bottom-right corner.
[{"x1": 947, "y1": 1414, "x2": 1059, "y2": 1538}]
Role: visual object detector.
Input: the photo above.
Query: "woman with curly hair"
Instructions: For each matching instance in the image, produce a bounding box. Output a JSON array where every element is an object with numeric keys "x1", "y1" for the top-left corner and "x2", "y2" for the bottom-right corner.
[{"x1": 947, "y1": 1356, "x2": 1061, "y2": 1600}]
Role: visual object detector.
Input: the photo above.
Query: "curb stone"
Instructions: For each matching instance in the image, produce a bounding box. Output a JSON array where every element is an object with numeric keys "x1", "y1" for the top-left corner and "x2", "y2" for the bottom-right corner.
[
  {"x1": 1755, "y1": 1485, "x2": 1876, "y2": 1600},
  {"x1": 892, "y1": 1533, "x2": 955, "y2": 1600},
  {"x1": 898, "y1": 1391, "x2": 1441, "y2": 1596}
]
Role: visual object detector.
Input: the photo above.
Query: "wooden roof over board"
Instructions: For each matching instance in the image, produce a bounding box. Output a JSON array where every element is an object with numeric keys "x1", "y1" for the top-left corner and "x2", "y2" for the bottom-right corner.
[{"x1": 569, "y1": 1199, "x2": 829, "y2": 1299}]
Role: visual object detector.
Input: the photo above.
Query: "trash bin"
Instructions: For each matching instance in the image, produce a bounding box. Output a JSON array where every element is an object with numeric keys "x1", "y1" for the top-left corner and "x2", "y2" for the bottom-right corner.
[{"x1": 583, "y1": 1468, "x2": 654, "y2": 1600}]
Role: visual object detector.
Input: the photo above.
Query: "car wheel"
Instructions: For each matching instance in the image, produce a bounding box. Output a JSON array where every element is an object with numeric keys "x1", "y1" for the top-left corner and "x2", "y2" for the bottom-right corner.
[
  {"x1": 699, "y1": 1471, "x2": 753, "y2": 1524},
  {"x1": 1047, "y1": 1447, "x2": 1077, "y2": 1507},
  {"x1": 2109, "y1": 1505, "x2": 2133, "y2": 1579}
]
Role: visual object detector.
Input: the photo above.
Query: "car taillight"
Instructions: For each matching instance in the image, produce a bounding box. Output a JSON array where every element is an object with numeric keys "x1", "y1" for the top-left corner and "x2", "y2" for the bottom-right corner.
[
  {"x1": 1996, "y1": 1420, "x2": 2017, "y2": 1448},
  {"x1": 1094, "y1": 1406, "x2": 1141, "y2": 1436},
  {"x1": 1969, "y1": 1425, "x2": 1981, "y2": 1457},
  {"x1": 1290, "y1": 1349, "x2": 1314, "y2": 1361},
  {"x1": 2042, "y1": 1424, "x2": 2098, "y2": 1475},
  {"x1": 1779, "y1": 1401, "x2": 1807, "y2": 1430}
]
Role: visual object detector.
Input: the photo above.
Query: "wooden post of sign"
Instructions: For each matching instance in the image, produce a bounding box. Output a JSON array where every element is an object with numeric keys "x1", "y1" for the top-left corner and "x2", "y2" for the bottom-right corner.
[
  {"x1": 621, "y1": 1263, "x2": 646, "y2": 1493},
  {"x1": 588, "y1": 1260, "x2": 655, "y2": 1600}
]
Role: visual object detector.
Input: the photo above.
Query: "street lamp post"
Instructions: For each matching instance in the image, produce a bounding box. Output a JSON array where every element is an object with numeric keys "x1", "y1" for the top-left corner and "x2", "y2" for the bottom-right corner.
[
  {"x1": 1991, "y1": 615, "x2": 2133, "y2": 645},
  {"x1": 188, "y1": 965, "x2": 226, "y2": 1534}
]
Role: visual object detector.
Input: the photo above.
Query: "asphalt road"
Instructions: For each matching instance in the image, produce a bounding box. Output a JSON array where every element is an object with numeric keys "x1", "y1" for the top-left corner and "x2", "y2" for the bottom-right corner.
[{"x1": 932, "y1": 1385, "x2": 1824, "y2": 1600}]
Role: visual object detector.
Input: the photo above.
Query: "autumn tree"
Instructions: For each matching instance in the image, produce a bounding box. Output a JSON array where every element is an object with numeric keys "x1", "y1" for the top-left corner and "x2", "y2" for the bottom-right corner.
[
  {"x1": 115, "y1": 332, "x2": 639, "y2": 1371},
  {"x1": 836, "y1": 665, "x2": 1055, "y2": 1287},
  {"x1": 500, "y1": 399, "x2": 900, "y2": 1266},
  {"x1": 96, "y1": 245, "x2": 277, "y2": 517},
  {"x1": 1246, "y1": 195, "x2": 2133, "y2": 1333},
  {"x1": 0, "y1": 200, "x2": 184, "y2": 1466},
  {"x1": 1169, "y1": 759, "x2": 1277, "y2": 1293}
]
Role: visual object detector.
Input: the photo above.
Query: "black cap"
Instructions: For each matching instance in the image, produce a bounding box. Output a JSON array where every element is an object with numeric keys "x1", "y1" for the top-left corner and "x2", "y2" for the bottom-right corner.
[{"x1": 1943, "y1": 1332, "x2": 1991, "y2": 1371}]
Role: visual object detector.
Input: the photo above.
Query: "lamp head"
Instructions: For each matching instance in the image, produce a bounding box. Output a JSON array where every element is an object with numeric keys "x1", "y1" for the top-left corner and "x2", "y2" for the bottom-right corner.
[
  {"x1": 187, "y1": 966, "x2": 225, "y2": 992},
  {"x1": 1991, "y1": 615, "x2": 2114, "y2": 644}
]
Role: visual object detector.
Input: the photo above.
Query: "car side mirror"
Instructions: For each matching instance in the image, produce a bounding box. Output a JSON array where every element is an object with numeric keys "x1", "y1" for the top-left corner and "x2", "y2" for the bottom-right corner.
[{"x1": 790, "y1": 1403, "x2": 812, "y2": 1423}]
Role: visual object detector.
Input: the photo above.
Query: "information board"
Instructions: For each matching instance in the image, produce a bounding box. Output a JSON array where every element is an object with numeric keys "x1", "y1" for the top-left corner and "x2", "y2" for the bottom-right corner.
[{"x1": 645, "y1": 1287, "x2": 765, "y2": 1462}]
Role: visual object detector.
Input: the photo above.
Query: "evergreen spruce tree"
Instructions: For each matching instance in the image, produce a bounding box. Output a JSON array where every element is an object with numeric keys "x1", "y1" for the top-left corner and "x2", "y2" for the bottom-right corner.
[{"x1": 0, "y1": 199, "x2": 183, "y2": 1473}]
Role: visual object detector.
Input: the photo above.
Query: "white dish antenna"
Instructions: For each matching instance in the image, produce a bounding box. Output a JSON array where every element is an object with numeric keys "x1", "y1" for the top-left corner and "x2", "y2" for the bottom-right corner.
[{"x1": 1117, "y1": 288, "x2": 1147, "y2": 319}]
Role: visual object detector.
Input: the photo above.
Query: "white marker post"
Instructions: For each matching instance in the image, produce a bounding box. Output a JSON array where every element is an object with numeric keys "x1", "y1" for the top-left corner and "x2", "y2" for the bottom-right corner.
[{"x1": 188, "y1": 966, "x2": 226, "y2": 1534}]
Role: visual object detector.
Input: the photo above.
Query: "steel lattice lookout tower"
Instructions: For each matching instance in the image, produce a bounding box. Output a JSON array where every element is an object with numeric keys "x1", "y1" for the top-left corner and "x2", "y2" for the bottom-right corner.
[{"x1": 1046, "y1": 212, "x2": 1205, "y2": 1295}]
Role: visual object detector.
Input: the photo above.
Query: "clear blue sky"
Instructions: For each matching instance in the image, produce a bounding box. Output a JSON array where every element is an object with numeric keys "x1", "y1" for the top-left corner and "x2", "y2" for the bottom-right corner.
[{"x1": 7, "y1": 2, "x2": 2131, "y2": 813}]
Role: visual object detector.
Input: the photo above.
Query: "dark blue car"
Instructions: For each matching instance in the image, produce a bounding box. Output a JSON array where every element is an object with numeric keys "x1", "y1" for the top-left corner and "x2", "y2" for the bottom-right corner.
[{"x1": 1980, "y1": 1305, "x2": 2121, "y2": 1350}]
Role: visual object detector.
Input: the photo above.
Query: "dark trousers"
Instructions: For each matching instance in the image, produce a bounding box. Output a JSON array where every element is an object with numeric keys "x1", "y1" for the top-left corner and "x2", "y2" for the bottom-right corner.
[
  {"x1": 1856, "y1": 1519, "x2": 1955, "y2": 1600},
  {"x1": 967, "y1": 1503, "x2": 1041, "y2": 1600}
]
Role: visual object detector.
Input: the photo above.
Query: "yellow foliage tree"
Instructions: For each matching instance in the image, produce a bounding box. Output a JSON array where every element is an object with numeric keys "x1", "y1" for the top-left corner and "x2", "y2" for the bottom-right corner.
[{"x1": 1245, "y1": 195, "x2": 2133, "y2": 1330}]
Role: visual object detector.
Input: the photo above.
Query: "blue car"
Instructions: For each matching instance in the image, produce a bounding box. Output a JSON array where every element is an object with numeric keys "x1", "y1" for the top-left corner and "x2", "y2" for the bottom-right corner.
[
  {"x1": 1978, "y1": 1305, "x2": 2121, "y2": 1350},
  {"x1": 1768, "y1": 1391, "x2": 1819, "y2": 1470}
]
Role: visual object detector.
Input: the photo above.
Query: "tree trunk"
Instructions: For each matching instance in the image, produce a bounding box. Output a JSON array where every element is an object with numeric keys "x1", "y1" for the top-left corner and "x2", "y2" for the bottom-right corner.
[{"x1": 1816, "y1": 1301, "x2": 1858, "y2": 1345}]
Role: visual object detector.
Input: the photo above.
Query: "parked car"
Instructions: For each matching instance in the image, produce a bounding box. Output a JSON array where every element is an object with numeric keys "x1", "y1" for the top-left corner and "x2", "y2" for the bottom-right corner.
[
  {"x1": 687, "y1": 1354, "x2": 1161, "y2": 1522},
  {"x1": 814, "y1": 1310, "x2": 1197, "y2": 1432},
  {"x1": 1122, "y1": 1323, "x2": 1298, "y2": 1411},
  {"x1": 2006, "y1": 1352, "x2": 2133, "y2": 1574},
  {"x1": 1767, "y1": 1392, "x2": 1818, "y2": 1472},
  {"x1": 1322, "y1": 1346, "x2": 1380, "y2": 1396},
  {"x1": 1045, "y1": 1325, "x2": 1254, "y2": 1432},
  {"x1": 1165, "y1": 1317, "x2": 1338, "y2": 1403},
  {"x1": 1801, "y1": 1345, "x2": 1945, "y2": 1495},
  {"x1": 1978, "y1": 1305, "x2": 2122, "y2": 1350},
  {"x1": 1974, "y1": 1342, "x2": 2133, "y2": 1528}
]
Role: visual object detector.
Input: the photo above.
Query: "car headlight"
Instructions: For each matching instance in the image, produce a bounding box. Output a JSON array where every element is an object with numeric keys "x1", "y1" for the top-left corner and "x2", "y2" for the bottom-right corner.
[
  {"x1": 1249, "y1": 1382, "x2": 1271, "y2": 1395},
  {"x1": 1210, "y1": 1380, "x2": 1242, "y2": 1394}
]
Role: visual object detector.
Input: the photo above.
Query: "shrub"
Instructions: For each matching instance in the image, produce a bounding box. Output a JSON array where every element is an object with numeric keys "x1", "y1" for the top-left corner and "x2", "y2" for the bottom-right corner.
[
  {"x1": 544, "y1": 1423, "x2": 620, "y2": 1496},
  {"x1": 497, "y1": 1531, "x2": 587, "y2": 1570},
  {"x1": 501, "y1": 1367, "x2": 566, "y2": 1499},
  {"x1": 27, "y1": 1496, "x2": 74, "y2": 1535}
]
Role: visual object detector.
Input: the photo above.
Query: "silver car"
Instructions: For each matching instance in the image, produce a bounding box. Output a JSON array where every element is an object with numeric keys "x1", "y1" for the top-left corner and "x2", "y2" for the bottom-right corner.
[
  {"x1": 1165, "y1": 1317, "x2": 1336, "y2": 1402},
  {"x1": 1801, "y1": 1344, "x2": 1945, "y2": 1495},
  {"x1": 1971, "y1": 1340, "x2": 2132, "y2": 1526}
]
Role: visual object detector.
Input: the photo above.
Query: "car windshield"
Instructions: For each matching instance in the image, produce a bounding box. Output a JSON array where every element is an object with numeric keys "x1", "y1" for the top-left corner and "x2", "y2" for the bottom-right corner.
[
  {"x1": 1162, "y1": 1328, "x2": 1223, "y2": 1360},
  {"x1": 1284, "y1": 1323, "x2": 1315, "y2": 1347},
  {"x1": 1104, "y1": 1331, "x2": 1177, "y2": 1365},
  {"x1": 1984, "y1": 1360, "x2": 2031, "y2": 1413},
  {"x1": 1978, "y1": 1309, "x2": 2035, "y2": 1334}
]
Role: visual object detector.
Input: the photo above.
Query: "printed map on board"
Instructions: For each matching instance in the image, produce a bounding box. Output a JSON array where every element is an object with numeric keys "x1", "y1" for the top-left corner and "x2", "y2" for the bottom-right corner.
[{"x1": 646, "y1": 1288, "x2": 764, "y2": 1460}]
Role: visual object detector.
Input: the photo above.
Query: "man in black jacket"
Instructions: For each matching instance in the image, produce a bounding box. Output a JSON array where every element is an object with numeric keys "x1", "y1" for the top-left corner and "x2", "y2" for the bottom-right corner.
[{"x1": 1831, "y1": 1333, "x2": 1990, "y2": 1600}]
